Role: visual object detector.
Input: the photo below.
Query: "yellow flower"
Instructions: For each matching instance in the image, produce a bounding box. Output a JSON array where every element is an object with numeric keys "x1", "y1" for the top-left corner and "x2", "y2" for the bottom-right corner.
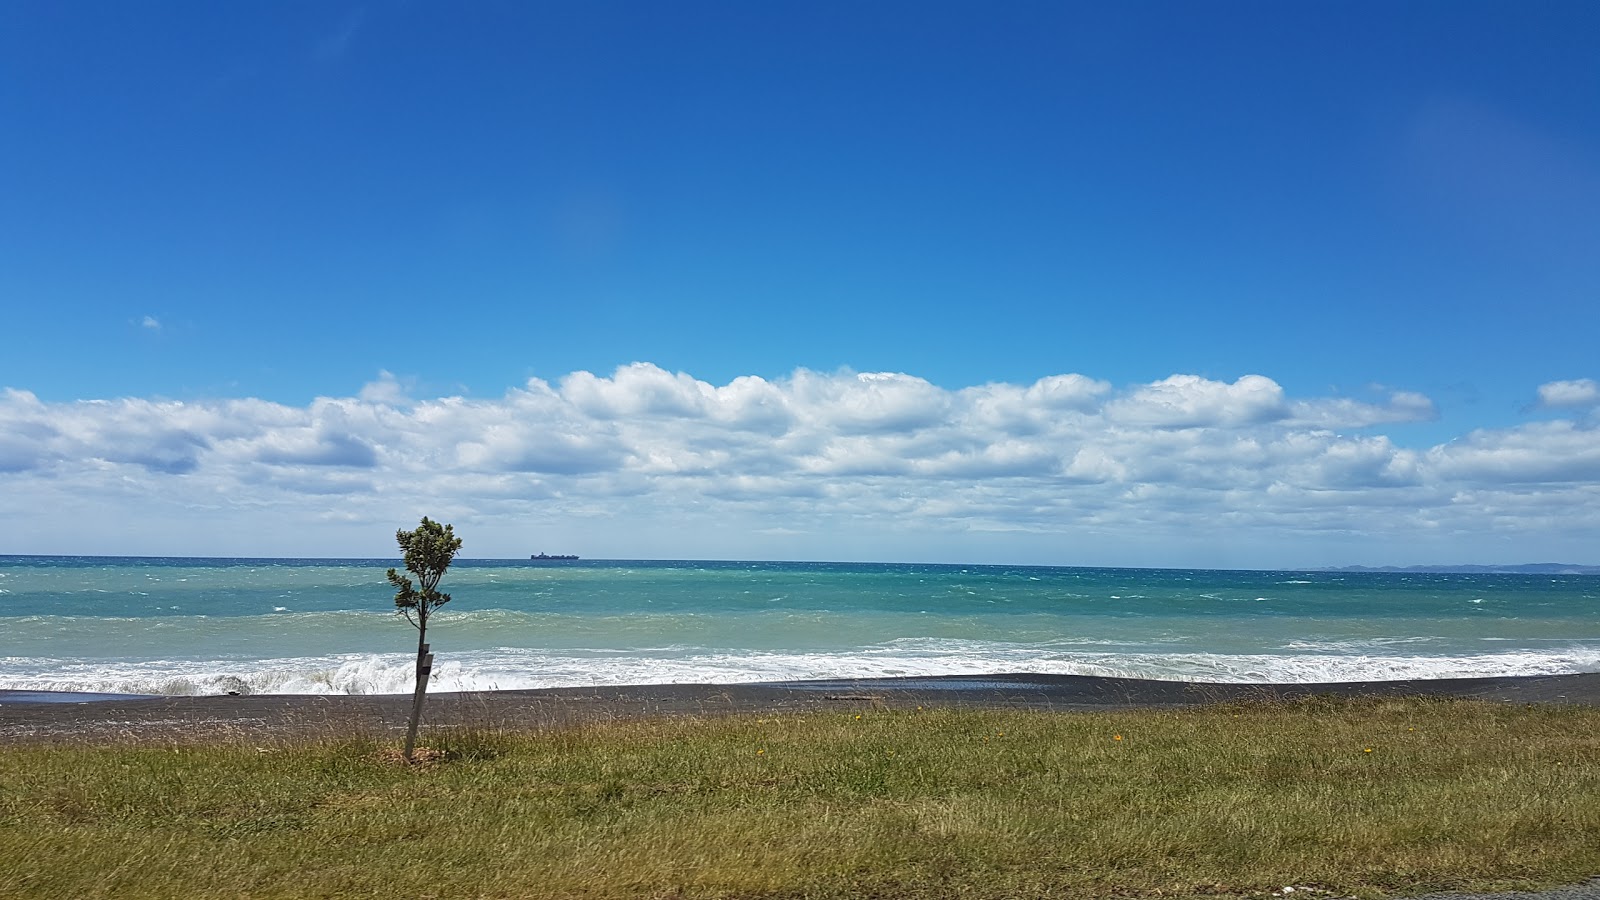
[
  {"x1": 756, "y1": 749, "x2": 765, "y2": 755},
  {"x1": 1364, "y1": 748, "x2": 1373, "y2": 753},
  {"x1": 854, "y1": 714, "x2": 862, "y2": 720}
]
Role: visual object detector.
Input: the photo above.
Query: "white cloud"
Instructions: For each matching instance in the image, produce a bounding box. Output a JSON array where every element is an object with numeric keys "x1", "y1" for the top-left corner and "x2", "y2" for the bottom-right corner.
[
  {"x1": 1, "y1": 365, "x2": 1597, "y2": 564},
  {"x1": 1289, "y1": 391, "x2": 1438, "y2": 428},
  {"x1": 1429, "y1": 421, "x2": 1600, "y2": 485},
  {"x1": 141, "y1": 316, "x2": 161, "y2": 331},
  {"x1": 1536, "y1": 379, "x2": 1600, "y2": 410},
  {"x1": 562, "y1": 364, "x2": 712, "y2": 420},
  {"x1": 792, "y1": 369, "x2": 950, "y2": 434},
  {"x1": 1106, "y1": 374, "x2": 1288, "y2": 428},
  {"x1": 358, "y1": 370, "x2": 410, "y2": 406}
]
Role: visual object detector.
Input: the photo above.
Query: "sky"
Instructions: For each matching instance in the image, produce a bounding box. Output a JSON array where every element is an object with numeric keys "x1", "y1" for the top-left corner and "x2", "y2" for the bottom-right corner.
[{"x1": 2, "y1": 1, "x2": 1598, "y2": 567}]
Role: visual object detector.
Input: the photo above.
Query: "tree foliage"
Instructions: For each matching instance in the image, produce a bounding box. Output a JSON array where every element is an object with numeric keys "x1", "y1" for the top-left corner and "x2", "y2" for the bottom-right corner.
[{"x1": 387, "y1": 516, "x2": 462, "y2": 631}]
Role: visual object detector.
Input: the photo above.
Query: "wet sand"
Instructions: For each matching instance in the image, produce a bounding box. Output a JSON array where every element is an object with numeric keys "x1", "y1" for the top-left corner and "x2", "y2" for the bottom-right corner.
[{"x1": 4, "y1": 671, "x2": 1598, "y2": 745}]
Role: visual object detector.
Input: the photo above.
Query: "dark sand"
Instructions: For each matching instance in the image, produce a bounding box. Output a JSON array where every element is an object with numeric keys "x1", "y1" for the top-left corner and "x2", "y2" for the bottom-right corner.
[{"x1": 4, "y1": 671, "x2": 1598, "y2": 745}]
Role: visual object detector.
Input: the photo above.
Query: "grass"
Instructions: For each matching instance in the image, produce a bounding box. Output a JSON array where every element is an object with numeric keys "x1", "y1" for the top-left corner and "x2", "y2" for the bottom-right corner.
[{"x1": 1, "y1": 697, "x2": 1597, "y2": 899}]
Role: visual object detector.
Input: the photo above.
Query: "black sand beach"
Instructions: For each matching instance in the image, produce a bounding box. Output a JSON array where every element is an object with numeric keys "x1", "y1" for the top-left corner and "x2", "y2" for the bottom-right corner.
[{"x1": 5, "y1": 671, "x2": 1598, "y2": 745}]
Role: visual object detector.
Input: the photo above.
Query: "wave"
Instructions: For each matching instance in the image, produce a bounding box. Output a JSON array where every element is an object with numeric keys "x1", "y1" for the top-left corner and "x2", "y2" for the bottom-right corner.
[
  {"x1": 1277, "y1": 637, "x2": 1441, "y2": 652},
  {"x1": 4, "y1": 644, "x2": 1599, "y2": 697}
]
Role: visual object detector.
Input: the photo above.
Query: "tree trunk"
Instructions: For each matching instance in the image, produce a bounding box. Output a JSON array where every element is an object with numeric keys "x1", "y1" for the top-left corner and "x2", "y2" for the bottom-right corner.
[{"x1": 403, "y1": 615, "x2": 430, "y2": 761}]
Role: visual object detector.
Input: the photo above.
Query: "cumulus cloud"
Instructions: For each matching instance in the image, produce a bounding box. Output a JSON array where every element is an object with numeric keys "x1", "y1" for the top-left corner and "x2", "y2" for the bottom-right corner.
[
  {"x1": 255, "y1": 431, "x2": 378, "y2": 468},
  {"x1": 358, "y1": 370, "x2": 410, "y2": 405},
  {"x1": 1290, "y1": 391, "x2": 1438, "y2": 428},
  {"x1": 562, "y1": 364, "x2": 711, "y2": 419},
  {"x1": 140, "y1": 316, "x2": 161, "y2": 331},
  {"x1": 1429, "y1": 421, "x2": 1600, "y2": 485},
  {"x1": 1106, "y1": 375, "x2": 1288, "y2": 428},
  {"x1": 2, "y1": 365, "x2": 1597, "y2": 561},
  {"x1": 1537, "y1": 379, "x2": 1600, "y2": 410},
  {"x1": 791, "y1": 370, "x2": 950, "y2": 434}
]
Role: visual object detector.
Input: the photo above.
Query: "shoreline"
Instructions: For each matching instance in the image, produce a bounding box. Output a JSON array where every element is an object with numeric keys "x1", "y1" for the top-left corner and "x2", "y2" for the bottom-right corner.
[{"x1": 5, "y1": 671, "x2": 1598, "y2": 745}]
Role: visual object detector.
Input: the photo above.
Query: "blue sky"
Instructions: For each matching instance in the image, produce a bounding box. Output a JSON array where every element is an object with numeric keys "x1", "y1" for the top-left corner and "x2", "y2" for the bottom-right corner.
[{"x1": 2, "y1": 2, "x2": 1598, "y2": 566}]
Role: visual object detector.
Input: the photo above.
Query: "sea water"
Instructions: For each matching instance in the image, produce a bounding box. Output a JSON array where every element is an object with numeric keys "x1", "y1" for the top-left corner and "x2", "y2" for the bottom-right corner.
[{"x1": 1, "y1": 556, "x2": 1597, "y2": 696}]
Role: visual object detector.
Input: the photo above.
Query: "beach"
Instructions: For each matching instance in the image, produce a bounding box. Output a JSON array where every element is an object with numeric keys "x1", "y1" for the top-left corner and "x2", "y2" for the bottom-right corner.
[{"x1": 6, "y1": 671, "x2": 1599, "y2": 745}]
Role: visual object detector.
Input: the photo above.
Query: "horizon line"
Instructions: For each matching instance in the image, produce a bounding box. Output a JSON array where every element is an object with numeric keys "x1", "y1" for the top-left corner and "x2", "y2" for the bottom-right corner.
[{"x1": 2, "y1": 554, "x2": 1597, "y2": 574}]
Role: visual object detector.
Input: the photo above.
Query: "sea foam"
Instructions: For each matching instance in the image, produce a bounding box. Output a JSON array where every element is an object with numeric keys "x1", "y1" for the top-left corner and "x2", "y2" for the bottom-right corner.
[{"x1": 3, "y1": 644, "x2": 1599, "y2": 696}]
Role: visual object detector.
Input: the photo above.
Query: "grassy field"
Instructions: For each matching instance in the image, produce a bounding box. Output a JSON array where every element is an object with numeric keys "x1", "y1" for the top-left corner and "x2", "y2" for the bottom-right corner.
[{"x1": 2, "y1": 696, "x2": 1597, "y2": 899}]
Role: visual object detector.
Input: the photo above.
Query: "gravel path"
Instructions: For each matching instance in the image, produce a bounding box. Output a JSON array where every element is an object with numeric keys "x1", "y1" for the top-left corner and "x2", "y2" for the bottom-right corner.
[{"x1": 1412, "y1": 879, "x2": 1600, "y2": 900}]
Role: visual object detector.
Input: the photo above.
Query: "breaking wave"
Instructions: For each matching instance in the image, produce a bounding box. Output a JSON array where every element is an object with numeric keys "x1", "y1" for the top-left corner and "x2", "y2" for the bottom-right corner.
[{"x1": 4, "y1": 642, "x2": 1599, "y2": 697}]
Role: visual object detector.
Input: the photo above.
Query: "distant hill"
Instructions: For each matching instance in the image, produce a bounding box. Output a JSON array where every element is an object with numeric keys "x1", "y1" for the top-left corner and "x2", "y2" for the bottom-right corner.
[{"x1": 1322, "y1": 563, "x2": 1600, "y2": 575}]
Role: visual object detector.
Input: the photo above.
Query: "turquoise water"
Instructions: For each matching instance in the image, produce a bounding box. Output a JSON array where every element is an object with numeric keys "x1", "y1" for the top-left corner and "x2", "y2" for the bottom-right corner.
[{"x1": 1, "y1": 556, "x2": 1597, "y2": 695}]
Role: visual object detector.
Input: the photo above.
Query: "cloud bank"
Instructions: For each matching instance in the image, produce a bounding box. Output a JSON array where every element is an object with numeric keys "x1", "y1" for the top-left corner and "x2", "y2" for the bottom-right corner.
[{"x1": 1, "y1": 366, "x2": 1596, "y2": 566}]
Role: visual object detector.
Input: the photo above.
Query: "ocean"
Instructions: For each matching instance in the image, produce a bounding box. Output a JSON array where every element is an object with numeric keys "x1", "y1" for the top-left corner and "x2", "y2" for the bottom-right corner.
[{"x1": 2, "y1": 556, "x2": 1597, "y2": 696}]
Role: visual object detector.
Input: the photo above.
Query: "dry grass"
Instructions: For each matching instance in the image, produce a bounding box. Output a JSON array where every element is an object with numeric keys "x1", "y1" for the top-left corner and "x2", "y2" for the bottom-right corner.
[{"x1": 1, "y1": 696, "x2": 1597, "y2": 899}]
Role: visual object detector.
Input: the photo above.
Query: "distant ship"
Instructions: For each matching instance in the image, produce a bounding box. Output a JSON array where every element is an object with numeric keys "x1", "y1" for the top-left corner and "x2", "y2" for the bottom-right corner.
[{"x1": 530, "y1": 553, "x2": 579, "y2": 561}]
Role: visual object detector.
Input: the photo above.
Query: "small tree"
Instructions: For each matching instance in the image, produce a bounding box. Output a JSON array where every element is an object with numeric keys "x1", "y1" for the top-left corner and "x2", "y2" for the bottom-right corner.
[{"x1": 387, "y1": 516, "x2": 462, "y2": 761}]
